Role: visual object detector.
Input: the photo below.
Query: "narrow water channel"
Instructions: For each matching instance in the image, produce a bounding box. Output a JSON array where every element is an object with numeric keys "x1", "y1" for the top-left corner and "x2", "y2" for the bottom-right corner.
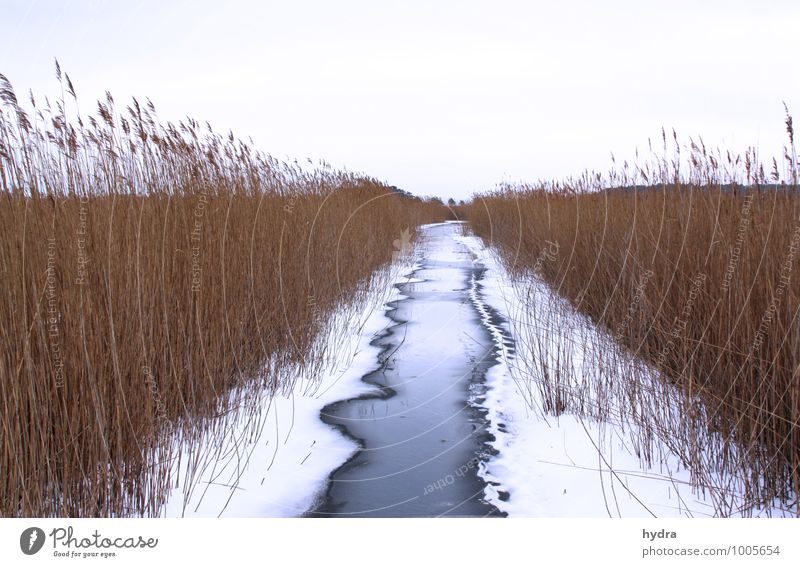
[{"x1": 308, "y1": 223, "x2": 508, "y2": 517}]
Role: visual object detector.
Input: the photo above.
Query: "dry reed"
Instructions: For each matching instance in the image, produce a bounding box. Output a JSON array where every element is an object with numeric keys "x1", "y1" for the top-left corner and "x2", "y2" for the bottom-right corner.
[
  {"x1": 0, "y1": 68, "x2": 447, "y2": 517},
  {"x1": 464, "y1": 123, "x2": 799, "y2": 515}
]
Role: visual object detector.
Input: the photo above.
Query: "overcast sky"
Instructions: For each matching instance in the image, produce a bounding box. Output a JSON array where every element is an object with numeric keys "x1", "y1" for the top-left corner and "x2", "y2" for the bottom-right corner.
[{"x1": 2, "y1": 1, "x2": 799, "y2": 199}]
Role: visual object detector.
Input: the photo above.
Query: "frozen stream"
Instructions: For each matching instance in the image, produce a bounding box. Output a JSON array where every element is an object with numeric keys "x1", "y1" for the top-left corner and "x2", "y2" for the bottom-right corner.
[
  {"x1": 308, "y1": 223, "x2": 507, "y2": 517},
  {"x1": 162, "y1": 223, "x2": 779, "y2": 518}
]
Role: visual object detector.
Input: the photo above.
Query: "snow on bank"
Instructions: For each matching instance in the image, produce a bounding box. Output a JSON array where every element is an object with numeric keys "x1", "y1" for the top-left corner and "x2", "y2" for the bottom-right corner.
[
  {"x1": 158, "y1": 222, "x2": 790, "y2": 518},
  {"x1": 160, "y1": 252, "x2": 424, "y2": 517},
  {"x1": 455, "y1": 230, "x2": 791, "y2": 518}
]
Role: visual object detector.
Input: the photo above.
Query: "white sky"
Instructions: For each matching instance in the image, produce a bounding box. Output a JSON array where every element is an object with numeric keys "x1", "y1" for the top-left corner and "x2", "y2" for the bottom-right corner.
[{"x1": 2, "y1": 0, "x2": 799, "y2": 199}]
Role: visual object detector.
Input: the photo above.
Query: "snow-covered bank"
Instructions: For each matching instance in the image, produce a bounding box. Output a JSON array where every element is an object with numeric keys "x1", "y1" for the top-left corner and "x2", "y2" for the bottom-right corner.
[
  {"x1": 159, "y1": 222, "x2": 792, "y2": 518},
  {"x1": 160, "y1": 251, "x2": 424, "y2": 517},
  {"x1": 456, "y1": 231, "x2": 793, "y2": 518}
]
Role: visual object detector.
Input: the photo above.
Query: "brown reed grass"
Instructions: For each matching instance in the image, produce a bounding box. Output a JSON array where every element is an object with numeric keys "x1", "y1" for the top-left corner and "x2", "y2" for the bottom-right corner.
[
  {"x1": 464, "y1": 125, "x2": 800, "y2": 515},
  {"x1": 0, "y1": 68, "x2": 447, "y2": 517}
]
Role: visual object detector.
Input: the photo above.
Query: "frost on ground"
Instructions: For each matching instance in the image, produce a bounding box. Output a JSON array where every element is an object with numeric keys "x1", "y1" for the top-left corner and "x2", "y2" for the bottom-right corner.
[
  {"x1": 456, "y1": 230, "x2": 793, "y2": 518},
  {"x1": 160, "y1": 251, "x2": 424, "y2": 517},
  {"x1": 160, "y1": 222, "x2": 791, "y2": 518}
]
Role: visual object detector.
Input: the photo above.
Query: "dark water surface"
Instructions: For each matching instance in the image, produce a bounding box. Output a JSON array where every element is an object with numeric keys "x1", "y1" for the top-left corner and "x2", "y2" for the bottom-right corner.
[{"x1": 308, "y1": 223, "x2": 507, "y2": 517}]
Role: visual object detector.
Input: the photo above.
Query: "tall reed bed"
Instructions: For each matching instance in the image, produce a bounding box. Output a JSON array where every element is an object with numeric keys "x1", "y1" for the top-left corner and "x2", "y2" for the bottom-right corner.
[
  {"x1": 465, "y1": 126, "x2": 799, "y2": 515},
  {"x1": 0, "y1": 69, "x2": 447, "y2": 517}
]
